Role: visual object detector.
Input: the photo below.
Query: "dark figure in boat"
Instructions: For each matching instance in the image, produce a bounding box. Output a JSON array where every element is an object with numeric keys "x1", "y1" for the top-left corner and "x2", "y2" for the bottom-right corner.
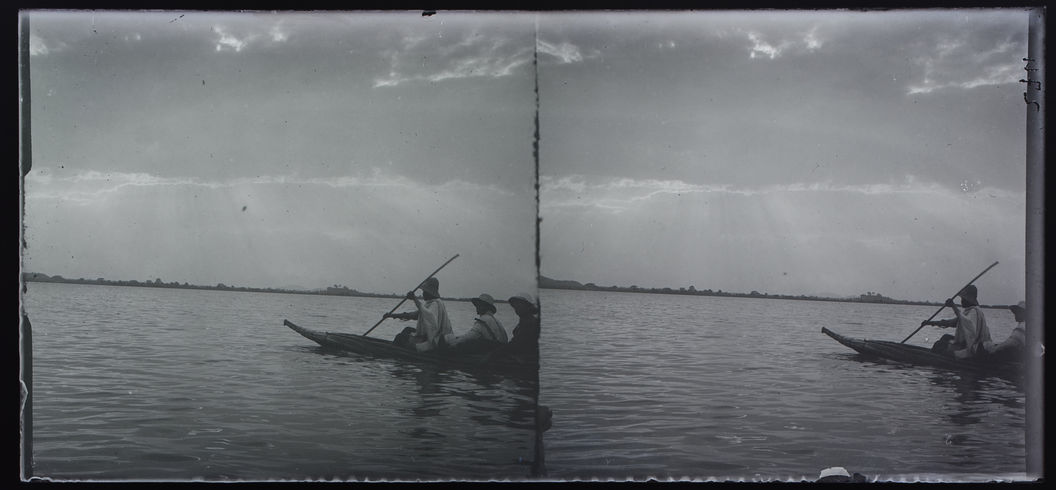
[
  {"x1": 481, "y1": 293, "x2": 540, "y2": 366},
  {"x1": 984, "y1": 300, "x2": 1028, "y2": 362},
  {"x1": 923, "y1": 285, "x2": 993, "y2": 360},
  {"x1": 385, "y1": 277, "x2": 453, "y2": 353},
  {"x1": 439, "y1": 293, "x2": 509, "y2": 355}
]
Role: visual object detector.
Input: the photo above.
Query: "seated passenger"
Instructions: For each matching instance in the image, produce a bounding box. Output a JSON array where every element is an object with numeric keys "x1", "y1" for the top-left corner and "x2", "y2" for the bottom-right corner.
[
  {"x1": 986, "y1": 301, "x2": 1026, "y2": 361},
  {"x1": 441, "y1": 293, "x2": 509, "y2": 354},
  {"x1": 481, "y1": 293, "x2": 539, "y2": 366}
]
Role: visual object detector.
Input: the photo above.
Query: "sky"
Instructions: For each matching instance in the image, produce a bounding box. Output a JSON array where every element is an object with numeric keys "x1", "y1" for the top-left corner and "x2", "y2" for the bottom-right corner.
[
  {"x1": 536, "y1": 10, "x2": 1030, "y2": 306},
  {"x1": 20, "y1": 10, "x2": 1033, "y2": 306},
  {"x1": 21, "y1": 11, "x2": 539, "y2": 300}
]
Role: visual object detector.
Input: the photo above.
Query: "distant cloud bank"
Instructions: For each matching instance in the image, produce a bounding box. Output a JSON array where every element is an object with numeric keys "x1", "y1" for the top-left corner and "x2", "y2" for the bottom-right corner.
[{"x1": 540, "y1": 174, "x2": 1022, "y2": 213}]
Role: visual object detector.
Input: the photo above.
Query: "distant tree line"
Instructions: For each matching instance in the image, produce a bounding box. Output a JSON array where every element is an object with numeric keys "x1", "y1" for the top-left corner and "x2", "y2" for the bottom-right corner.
[
  {"x1": 21, "y1": 272, "x2": 499, "y2": 303},
  {"x1": 19, "y1": 272, "x2": 1008, "y2": 309},
  {"x1": 538, "y1": 275, "x2": 970, "y2": 308},
  {"x1": 20, "y1": 272, "x2": 402, "y2": 299}
]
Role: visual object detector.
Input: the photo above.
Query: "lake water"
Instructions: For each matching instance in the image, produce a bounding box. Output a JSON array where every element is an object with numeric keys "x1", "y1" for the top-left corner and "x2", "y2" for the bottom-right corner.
[
  {"x1": 537, "y1": 289, "x2": 1030, "y2": 482},
  {"x1": 20, "y1": 283, "x2": 1034, "y2": 482},
  {"x1": 22, "y1": 282, "x2": 538, "y2": 482}
]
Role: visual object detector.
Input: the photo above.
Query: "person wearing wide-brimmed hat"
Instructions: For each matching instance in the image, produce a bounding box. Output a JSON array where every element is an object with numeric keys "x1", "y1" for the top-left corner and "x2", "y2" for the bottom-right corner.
[
  {"x1": 482, "y1": 292, "x2": 540, "y2": 366},
  {"x1": 441, "y1": 293, "x2": 509, "y2": 354},
  {"x1": 384, "y1": 276, "x2": 453, "y2": 352},
  {"x1": 922, "y1": 285, "x2": 993, "y2": 359},
  {"x1": 985, "y1": 301, "x2": 1029, "y2": 361}
]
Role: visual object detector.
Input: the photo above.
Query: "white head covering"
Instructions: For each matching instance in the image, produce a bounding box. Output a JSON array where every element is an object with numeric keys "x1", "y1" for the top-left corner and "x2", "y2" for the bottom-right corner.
[
  {"x1": 420, "y1": 277, "x2": 440, "y2": 297},
  {"x1": 818, "y1": 467, "x2": 851, "y2": 480}
]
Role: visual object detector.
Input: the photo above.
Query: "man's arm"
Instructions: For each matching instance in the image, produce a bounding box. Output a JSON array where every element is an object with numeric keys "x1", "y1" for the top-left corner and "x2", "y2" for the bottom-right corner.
[
  {"x1": 924, "y1": 318, "x2": 958, "y2": 328},
  {"x1": 384, "y1": 291, "x2": 425, "y2": 320},
  {"x1": 408, "y1": 291, "x2": 424, "y2": 311},
  {"x1": 384, "y1": 311, "x2": 419, "y2": 321},
  {"x1": 944, "y1": 298, "x2": 964, "y2": 321}
]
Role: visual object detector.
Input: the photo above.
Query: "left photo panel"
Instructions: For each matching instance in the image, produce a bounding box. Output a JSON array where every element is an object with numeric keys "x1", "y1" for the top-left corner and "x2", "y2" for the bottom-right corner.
[{"x1": 19, "y1": 11, "x2": 541, "y2": 481}]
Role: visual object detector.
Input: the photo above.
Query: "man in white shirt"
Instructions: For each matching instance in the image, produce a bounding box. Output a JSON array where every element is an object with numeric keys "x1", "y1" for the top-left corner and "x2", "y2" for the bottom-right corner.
[
  {"x1": 385, "y1": 277, "x2": 453, "y2": 353},
  {"x1": 923, "y1": 285, "x2": 993, "y2": 360}
]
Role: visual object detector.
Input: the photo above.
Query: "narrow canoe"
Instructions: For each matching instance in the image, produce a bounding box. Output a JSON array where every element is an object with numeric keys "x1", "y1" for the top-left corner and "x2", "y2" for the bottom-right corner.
[
  {"x1": 821, "y1": 327, "x2": 1021, "y2": 378},
  {"x1": 284, "y1": 319, "x2": 537, "y2": 376}
]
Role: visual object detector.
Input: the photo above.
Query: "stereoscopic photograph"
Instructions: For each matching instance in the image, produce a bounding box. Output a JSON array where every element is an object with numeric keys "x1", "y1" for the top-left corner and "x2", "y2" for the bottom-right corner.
[
  {"x1": 19, "y1": 11, "x2": 542, "y2": 481},
  {"x1": 535, "y1": 9, "x2": 1041, "y2": 482},
  {"x1": 19, "y1": 8, "x2": 1042, "y2": 483}
]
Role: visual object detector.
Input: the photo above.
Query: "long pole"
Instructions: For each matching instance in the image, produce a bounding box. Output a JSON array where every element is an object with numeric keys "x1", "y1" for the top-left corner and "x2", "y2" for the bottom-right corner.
[
  {"x1": 361, "y1": 254, "x2": 459, "y2": 337},
  {"x1": 900, "y1": 261, "x2": 998, "y2": 344}
]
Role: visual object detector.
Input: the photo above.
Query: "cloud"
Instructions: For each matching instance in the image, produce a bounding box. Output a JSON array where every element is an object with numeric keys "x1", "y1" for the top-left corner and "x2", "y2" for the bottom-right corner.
[
  {"x1": 541, "y1": 174, "x2": 1021, "y2": 213},
  {"x1": 23, "y1": 165, "x2": 535, "y2": 297},
  {"x1": 373, "y1": 29, "x2": 535, "y2": 88},
  {"x1": 28, "y1": 33, "x2": 64, "y2": 56},
  {"x1": 537, "y1": 39, "x2": 593, "y2": 63},
  {"x1": 540, "y1": 173, "x2": 1025, "y2": 303},
  {"x1": 211, "y1": 21, "x2": 290, "y2": 53},
  {"x1": 213, "y1": 25, "x2": 252, "y2": 52},
  {"x1": 24, "y1": 167, "x2": 515, "y2": 206},
  {"x1": 906, "y1": 33, "x2": 1023, "y2": 94},
  {"x1": 24, "y1": 170, "x2": 196, "y2": 204},
  {"x1": 269, "y1": 22, "x2": 289, "y2": 43},
  {"x1": 746, "y1": 31, "x2": 792, "y2": 59},
  {"x1": 29, "y1": 35, "x2": 49, "y2": 55},
  {"x1": 374, "y1": 34, "x2": 594, "y2": 87},
  {"x1": 803, "y1": 26, "x2": 823, "y2": 51},
  {"x1": 742, "y1": 26, "x2": 824, "y2": 60},
  {"x1": 542, "y1": 175, "x2": 730, "y2": 212},
  {"x1": 908, "y1": 60, "x2": 1022, "y2": 94},
  {"x1": 423, "y1": 53, "x2": 531, "y2": 83}
]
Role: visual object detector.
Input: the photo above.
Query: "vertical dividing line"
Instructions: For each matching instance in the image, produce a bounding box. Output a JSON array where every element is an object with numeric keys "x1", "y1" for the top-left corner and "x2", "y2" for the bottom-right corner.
[
  {"x1": 530, "y1": 14, "x2": 547, "y2": 480},
  {"x1": 1024, "y1": 7, "x2": 1044, "y2": 480},
  {"x1": 19, "y1": 11, "x2": 34, "y2": 481},
  {"x1": 533, "y1": 16, "x2": 542, "y2": 296}
]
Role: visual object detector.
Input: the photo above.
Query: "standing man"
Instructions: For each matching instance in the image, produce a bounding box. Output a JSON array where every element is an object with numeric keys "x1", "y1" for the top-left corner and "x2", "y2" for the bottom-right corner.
[
  {"x1": 922, "y1": 285, "x2": 993, "y2": 359},
  {"x1": 385, "y1": 277, "x2": 453, "y2": 353}
]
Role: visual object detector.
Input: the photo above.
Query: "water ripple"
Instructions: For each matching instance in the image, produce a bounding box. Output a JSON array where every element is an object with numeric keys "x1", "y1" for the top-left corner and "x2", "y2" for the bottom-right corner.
[
  {"x1": 25, "y1": 283, "x2": 538, "y2": 481},
  {"x1": 540, "y1": 289, "x2": 1027, "y2": 481}
]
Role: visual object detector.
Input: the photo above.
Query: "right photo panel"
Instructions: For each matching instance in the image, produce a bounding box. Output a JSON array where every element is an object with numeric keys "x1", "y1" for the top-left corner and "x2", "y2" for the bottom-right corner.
[{"x1": 536, "y1": 10, "x2": 1038, "y2": 482}]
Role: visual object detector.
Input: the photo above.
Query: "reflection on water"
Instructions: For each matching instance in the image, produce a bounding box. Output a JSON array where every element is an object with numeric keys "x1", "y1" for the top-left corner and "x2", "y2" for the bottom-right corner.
[
  {"x1": 386, "y1": 362, "x2": 539, "y2": 433},
  {"x1": 924, "y1": 373, "x2": 1026, "y2": 472}
]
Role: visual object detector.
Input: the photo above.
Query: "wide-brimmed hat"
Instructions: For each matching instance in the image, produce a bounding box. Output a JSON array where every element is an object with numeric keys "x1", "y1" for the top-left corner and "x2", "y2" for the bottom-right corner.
[
  {"x1": 508, "y1": 293, "x2": 537, "y2": 311},
  {"x1": 958, "y1": 285, "x2": 978, "y2": 301},
  {"x1": 420, "y1": 277, "x2": 440, "y2": 297},
  {"x1": 1009, "y1": 300, "x2": 1026, "y2": 316},
  {"x1": 471, "y1": 293, "x2": 497, "y2": 314}
]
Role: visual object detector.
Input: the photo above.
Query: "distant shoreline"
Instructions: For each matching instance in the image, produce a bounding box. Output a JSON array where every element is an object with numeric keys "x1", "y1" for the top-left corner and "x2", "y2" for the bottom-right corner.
[
  {"x1": 20, "y1": 273, "x2": 498, "y2": 304},
  {"x1": 20, "y1": 272, "x2": 1013, "y2": 310},
  {"x1": 539, "y1": 276, "x2": 1014, "y2": 310}
]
